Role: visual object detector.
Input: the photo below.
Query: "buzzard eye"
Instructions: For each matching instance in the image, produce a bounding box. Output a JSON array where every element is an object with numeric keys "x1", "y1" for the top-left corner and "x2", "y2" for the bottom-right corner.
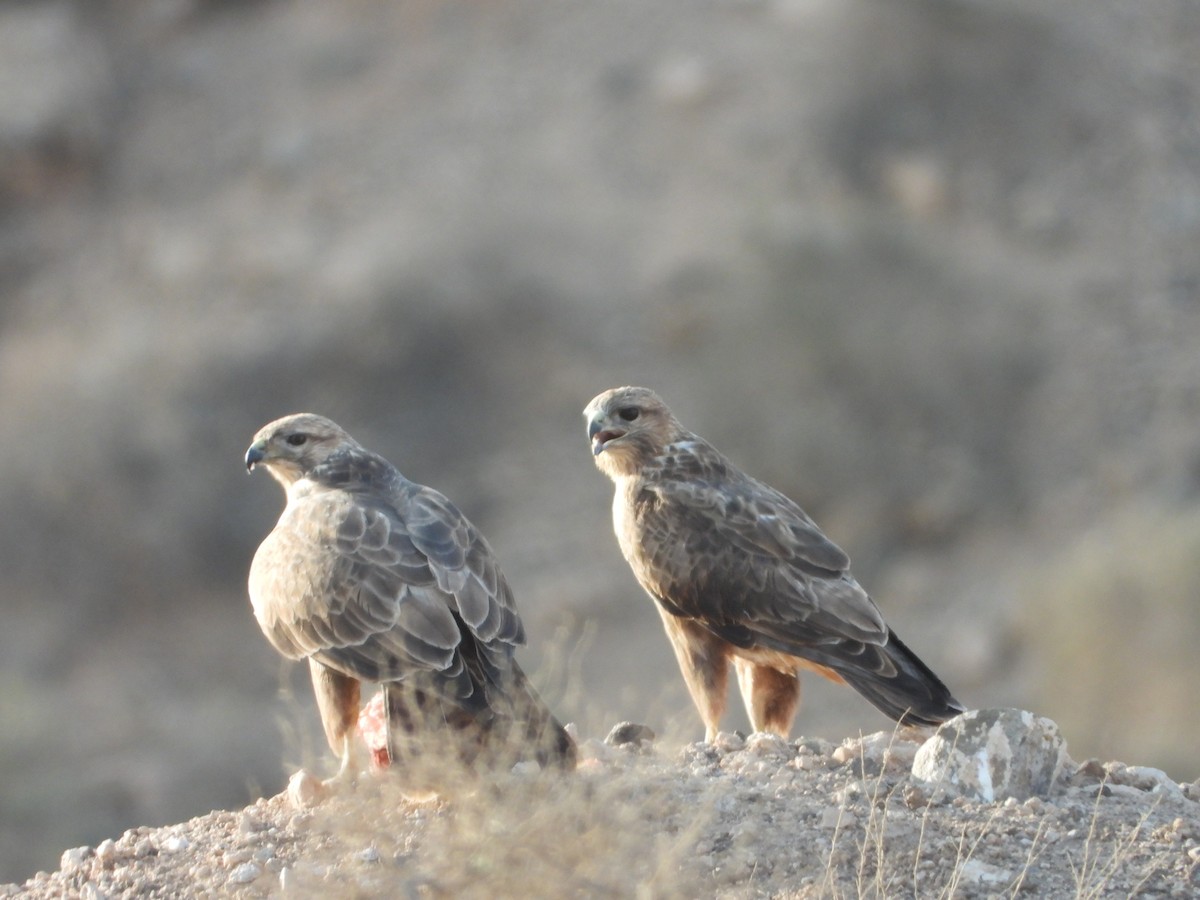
[
  {"x1": 285, "y1": 434, "x2": 308, "y2": 447},
  {"x1": 618, "y1": 407, "x2": 640, "y2": 422}
]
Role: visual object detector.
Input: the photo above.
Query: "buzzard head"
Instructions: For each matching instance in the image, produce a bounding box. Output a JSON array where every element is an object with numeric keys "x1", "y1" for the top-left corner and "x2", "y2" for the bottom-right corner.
[
  {"x1": 584, "y1": 386, "x2": 681, "y2": 479},
  {"x1": 245, "y1": 413, "x2": 356, "y2": 488}
]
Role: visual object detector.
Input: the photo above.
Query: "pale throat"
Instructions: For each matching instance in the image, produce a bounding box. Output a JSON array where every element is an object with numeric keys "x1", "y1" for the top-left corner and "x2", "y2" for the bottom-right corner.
[
  {"x1": 273, "y1": 465, "x2": 311, "y2": 494},
  {"x1": 596, "y1": 446, "x2": 642, "y2": 479}
]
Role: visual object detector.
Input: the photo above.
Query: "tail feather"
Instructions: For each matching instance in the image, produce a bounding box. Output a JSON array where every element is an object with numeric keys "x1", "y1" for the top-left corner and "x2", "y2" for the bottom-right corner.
[
  {"x1": 503, "y1": 661, "x2": 577, "y2": 771},
  {"x1": 383, "y1": 655, "x2": 576, "y2": 775},
  {"x1": 837, "y1": 629, "x2": 963, "y2": 726}
]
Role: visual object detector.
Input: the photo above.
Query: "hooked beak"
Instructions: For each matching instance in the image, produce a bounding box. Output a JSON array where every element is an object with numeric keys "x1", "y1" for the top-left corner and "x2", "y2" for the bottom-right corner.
[
  {"x1": 588, "y1": 419, "x2": 625, "y2": 456},
  {"x1": 245, "y1": 441, "x2": 267, "y2": 473}
]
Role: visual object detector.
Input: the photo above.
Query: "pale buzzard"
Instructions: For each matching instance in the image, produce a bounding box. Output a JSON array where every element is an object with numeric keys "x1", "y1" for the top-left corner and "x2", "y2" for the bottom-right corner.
[{"x1": 246, "y1": 413, "x2": 575, "y2": 784}]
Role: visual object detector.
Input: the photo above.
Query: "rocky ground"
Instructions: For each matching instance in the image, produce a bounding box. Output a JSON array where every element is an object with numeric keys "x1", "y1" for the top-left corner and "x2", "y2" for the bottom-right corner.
[{"x1": 5, "y1": 712, "x2": 1199, "y2": 899}]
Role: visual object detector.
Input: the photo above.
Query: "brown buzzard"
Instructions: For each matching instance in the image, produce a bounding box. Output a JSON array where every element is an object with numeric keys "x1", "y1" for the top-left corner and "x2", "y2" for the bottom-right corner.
[
  {"x1": 245, "y1": 413, "x2": 575, "y2": 785},
  {"x1": 584, "y1": 387, "x2": 963, "y2": 740}
]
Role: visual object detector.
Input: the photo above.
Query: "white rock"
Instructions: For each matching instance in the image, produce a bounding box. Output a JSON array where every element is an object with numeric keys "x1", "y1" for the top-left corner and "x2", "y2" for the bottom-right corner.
[
  {"x1": 238, "y1": 811, "x2": 266, "y2": 834},
  {"x1": 819, "y1": 806, "x2": 856, "y2": 829},
  {"x1": 1121, "y1": 765, "x2": 1181, "y2": 794},
  {"x1": 712, "y1": 731, "x2": 745, "y2": 754},
  {"x1": 912, "y1": 708, "x2": 1069, "y2": 802},
  {"x1": 958, "y1": 858, "x2": 1014, "y2": 885},
  {"x1": 160, "y1": 835, "x2": 190, "y2": 853},
  {"x1": 287, "y1": 769, "x2": 327, "y2": 809},
  {"x1": 60, "y1": 846, "x2": 91, "y2": 871},
  {"x1": 228, "y1": 862, "x2": 262, "y2": 885},
  {"x1": 356, "y1": 846, "x2": 381, "y2": 863},
  {"x1": 744, "y1": 731, "x2": 791, "y2": 759}
]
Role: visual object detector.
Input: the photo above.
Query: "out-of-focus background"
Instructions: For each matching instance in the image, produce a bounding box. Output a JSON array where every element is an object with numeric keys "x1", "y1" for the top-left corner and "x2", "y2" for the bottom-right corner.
[{"x1": 1, "y1": 0, "x2": 1198, "y2": 882}]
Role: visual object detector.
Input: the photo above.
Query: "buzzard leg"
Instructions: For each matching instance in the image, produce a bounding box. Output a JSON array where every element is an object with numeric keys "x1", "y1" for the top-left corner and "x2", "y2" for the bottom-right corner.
[
  {"x1": 308, "y1": 659, "x2": 362, "y2": 784},
  {"x1": 732, "y1": 657, "x2": 800, "y2": 737},
  {"x1": 657, "y1": 607, "x2": 730, "y2": 742}
]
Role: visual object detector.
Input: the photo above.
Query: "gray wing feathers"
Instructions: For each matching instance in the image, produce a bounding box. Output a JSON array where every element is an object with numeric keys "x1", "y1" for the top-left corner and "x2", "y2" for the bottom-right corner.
[
  {"x1": 248, "y1": 473, "x2": 522, "y2": 686},
  {"x1": 405, "y1": 487, "x2": 522, "y2": 644}
]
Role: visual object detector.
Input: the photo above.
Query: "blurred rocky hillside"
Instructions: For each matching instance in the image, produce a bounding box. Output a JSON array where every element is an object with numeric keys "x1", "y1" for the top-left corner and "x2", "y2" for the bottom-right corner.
[{"x1": 1, "y1": 0, "x2": 1198, "y2": 883}]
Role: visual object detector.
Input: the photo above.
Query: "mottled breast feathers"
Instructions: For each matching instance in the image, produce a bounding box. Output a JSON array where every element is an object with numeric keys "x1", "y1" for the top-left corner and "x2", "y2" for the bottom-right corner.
[{"x1": 248, "y1": 448, "x2": 523, "y2": 699}]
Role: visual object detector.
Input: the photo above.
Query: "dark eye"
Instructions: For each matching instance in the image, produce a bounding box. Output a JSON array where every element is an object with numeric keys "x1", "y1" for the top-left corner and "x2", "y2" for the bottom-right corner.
[
  {"x1": 285, "y1": 433, "x2": 308, "y2": 447},
  {"x1": 618, "y1": 407, "x2": 640, "y2": 422}
]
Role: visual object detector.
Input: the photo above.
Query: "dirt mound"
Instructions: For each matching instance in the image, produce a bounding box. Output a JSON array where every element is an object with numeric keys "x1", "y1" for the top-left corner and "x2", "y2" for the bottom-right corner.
[{"x1": 6, "y1": 715, "x2": 1200, "y2": 898}]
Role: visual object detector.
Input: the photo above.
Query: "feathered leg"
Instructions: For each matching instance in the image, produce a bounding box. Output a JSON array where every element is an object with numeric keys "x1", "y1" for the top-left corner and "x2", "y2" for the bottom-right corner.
[
  {"x1": 308, "y1": 658, "x2": 361, "y2": 783},
  {"x1": 733, "y1": 658, "x2": 800, "y2": 737},
  {"x1": 657, "y1": 606, "x2": 731, "y2": 742}
]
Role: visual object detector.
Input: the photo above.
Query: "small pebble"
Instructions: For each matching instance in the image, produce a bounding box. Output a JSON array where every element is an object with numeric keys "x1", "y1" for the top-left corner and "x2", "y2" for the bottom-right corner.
[
  {"x1": 357, "y1": 846, "x2": 381, "y2": 863},
  {"x1": 160, "y1": 835, "x2": 190, "y2": 853},
  {"x1": 744, "y1": 732, "x2": 791, "y2": 759},
  {"x1": 605, "y1": 722, "x2": 656, "y2": 747},
  {"x1": 134, "y1": 838, "x2": 156, "y2": 858},
  {"x1": 795, "y1": 737, "x2": 834, "y2": 756},
  {"x1": 712, "y1": 732, "x2": 745, "y2": 754},
  {"x1": 96, "y1": 840, "x2": 118, "y2": 869},
  {"x1": 819, "y1": 807, "x2": 856, "y2": 829},
  {"x1": 228, "y1": 863, "x2": 262, "y2": 885},
  {"x1": 60, "y1": 846, "x2": 92, "y2": 871},
  {"x1": 287, "y1": 770, "x2": 326, "y2": 809},
  {"x1": 831, "y1": 745, "x2": 857, "y2": 765},
  {"x1": 239, "y1": 813, "x2": 265, "y2": 835},
  {"x1": 959, "y1": 859, "x2": 1014, "y2": 885},
  {"x1": 835, "y1": 781, "x2": 864, "y2": 804},
  {"x1": 902, "y1": 785, "x2": 928, "y2": 809}
]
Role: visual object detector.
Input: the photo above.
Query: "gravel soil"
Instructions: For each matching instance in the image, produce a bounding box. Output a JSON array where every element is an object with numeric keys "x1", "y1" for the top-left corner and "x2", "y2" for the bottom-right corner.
[{"x1": 6, "y1": 724, "x2": 1199, "y2": 899}]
